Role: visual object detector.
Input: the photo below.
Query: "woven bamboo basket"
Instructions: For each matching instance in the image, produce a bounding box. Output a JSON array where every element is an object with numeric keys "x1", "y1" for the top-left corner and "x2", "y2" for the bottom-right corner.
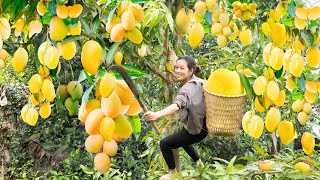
[{"x1": 203, "y1": 85, "x2": 247, "y2": 138}]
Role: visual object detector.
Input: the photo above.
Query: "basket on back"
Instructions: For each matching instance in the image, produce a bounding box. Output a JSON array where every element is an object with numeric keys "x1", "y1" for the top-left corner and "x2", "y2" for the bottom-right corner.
[{"x1": 203, "y1": 83, "x2": 247, "y2": 138}]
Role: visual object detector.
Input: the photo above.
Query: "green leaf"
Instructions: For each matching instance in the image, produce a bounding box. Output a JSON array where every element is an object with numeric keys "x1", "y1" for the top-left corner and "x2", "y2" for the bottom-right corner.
[
  {"x1": 81, "y1": 85, "x2": 94, "y2": 106},
  {"x1": 95, "y1": 69, "x2": 106, "y2": 79},
  {"x1": 292, "y1": 92, "x2": 303, "y2": 100},
  {"x1": 301, "y1": 30, "x2": 314, "y2": 47},
  {"x1": 204, "y1": 11, "x2": 212, "y2": 25},
  {"x1": 108, "y1": 7, "x2": 117, "y2": 21},
  {"x1": 56, "y1": 0, "x2": 67, "y2": 5},
  {"x1": 297, "y1": 75, "x2": 305, "y2": 91},
  {"x1": 83, "y1": 69, "x2": 94, "y2": 84},
  {"x1": 80, "y1": 18, "x2": 91, "y2": 35},
  {"x1": 78, "y1": 70, "x2": 87, "y2": 83},
  {"x1": 128, "y1": 115, "x2": 141, "y2": 139},
  {"x1": 253, "y1": 144, "x2": 265, "y2": 157},
  {"x1": 96, "y1": 37, "x2": 107, "y2": 66},
  {"x1": 61, "y1": 35, "x2": 83, "y2": 44},
  {"x1": 165, "y1": 13, "x2": 174, "y2": 33},
  {"x1": 281, "y1": 17, "x2": 294, "y2": 27},
  {"x1": 304, "y1": 73, "x2": 313, "y2": 81},
  {"x1": 275, "y1": 67, "x2": 283, "y2": 79},
  {"x1": 131, "y1": 0, "x2": 149, "y2": 3},
  {"x1": 226, "y1": 156, "x2": 237, "y2": 172},
  {"x1": 106, "y1": 42, "x2": 121, "y2": 66},
  {"x1": 48, "y1": 0, "x2": 56, "y2": 16},
  {"x1": 80, "y1": 165, "x2": 94, "y2": 174},
  {"x1": 288, "y1": 1, "x2": 295, "y2": 17},
  {"x1": 63, "y1": 18, "x2": 78, "y2": 26},
  {"x1": 237, "y1": 72, "x2": 253, "y2": 102},
  {"x1": 295, "y1": 0, "x2": 305, "y2": 7},
  {"x1": 40, "y1": 12, "x2": 53, "y2": 25},
  {"x1": 112, "y1": 64, "x2": 146, "y2": 80},
  {"x1": 91, "y1": 14, "x2": 100, "y2": 34}
]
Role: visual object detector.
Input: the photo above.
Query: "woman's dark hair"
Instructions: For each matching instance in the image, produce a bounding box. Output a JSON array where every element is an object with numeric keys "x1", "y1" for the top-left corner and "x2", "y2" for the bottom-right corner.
[{"x1": 176, "y1": 56, "x2": 201, "y2": 74}]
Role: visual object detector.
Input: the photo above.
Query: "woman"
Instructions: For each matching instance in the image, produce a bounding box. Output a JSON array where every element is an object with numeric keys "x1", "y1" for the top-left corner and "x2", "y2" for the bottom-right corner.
[{"x1": 144, "y1": 52, "x2": 208, "y2": 180}]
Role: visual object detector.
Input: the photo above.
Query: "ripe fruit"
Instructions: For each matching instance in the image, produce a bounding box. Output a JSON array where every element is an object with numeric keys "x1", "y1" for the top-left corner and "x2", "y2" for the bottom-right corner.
[
  {"x1": 258, "y1": 160, "x2": 275, "y2": 171},
  {"x1": 126, "y1": 27, "x2": 143, "y2": 44},
  {"x1": 294, "y1": 162, "x2": 310, "y2": 173},
  {"x1": 114, "y1": 80, "x2": 134, "y2": 105},
  {"x1": 270, "y1": 23, "x2": 287, "y2": 47},
  {"x1": 194, "y1": 1, "x2": 206, "y2": 16},
  {"x1": 68, "y1": 21, "x2": 81, "y2": 35},
  {"x1": 106, "y1": 17, "x2": 121, "y2": 33},
  {"x1": 31, "y1": 92, "x2": 44, "y2": 106},
  {"x1": 305, "y1": 90, "x2": 316, "y2": 104},
  {"x1": 39, "y1": 102, "x2": 51, "y2": 119},
  {"x1": 85, "y1": 109, "x2": 105, "y2": 135},
  {"x1": 64, "y1": 97, "x2": 79, "y2": 116},
  {"x1": 265, "y1": 107, "x2": 281, "y2": 132},
  {"x1": 56, "y1": 4, "x2": 68, "y2": 19},
  {"x1": 253, "y1": 76, "x2": 268, "y2": 96},
  {"x1": 26, "y1": 107, "x2": 38, "y2": 126},
  {"x1": 110, "y1": 24, "x2": 126, "y2": 42},
  {"x1": 211, "y1": 23, "x2": 222, "y2": 36},
  {"x1": 217, "y1": 35, "x2": 227, "y2": 47},
  {"x1": 99, "y1": 73, "x2": 116, "y2": 98},
  {"x1": 21, "y1": 104, "x2": 31, "y2": 122},
  {"x1": 128, "y1": 4, "x2": 144, "y2": 22},
  {"x1": 248, "y1": 115, "x2": 264, "y2": 138},
  {"x1": 269, "y1": 47, "x2": 283, "y2": 70},
  {"x1": 263, "y1": 43, "x2": 273, "y2": 66},
  {"x1": 298, "y1": 111, "x2": 308, "y2": 125},
  {"x1": 138, "y1": 44, "x2": 147, "y2": 57},
  {"x1": 114, "y1": 51, "x2": 123, "y2": 65},
  {"x1": 114, "y1": 114, "x2": 132, "y2": 138},
  {"x1": 219, "y1": 13, "x2": 229, "y2": 27},
  {"x1": 28, "y1": 20, "x2": 43, "y2": 38},
  {"x1": 101, "y1": 92, "x2": 122, "y2": 118},
  {"x1": 125, "y1": 99, "x2": 143, "y2": 116},
  {"x1": 301, "y1": 132, "x2": 315, "y2": 155},
  {"x1": 94, "y1": 153, "x2": 110, "y2": 174},
  {"x1": 222, "y1": 26, "x2": 231, "y2": 37},
  {"x1": 68, "y1": 4, "x2": 83, "y2": 18},
  {"x1": 100, "y1": 117, "x2": 115, "y2": 141},
  {"x1": 266, "y1": 81, "x2": 279, "y2": 101},
  {"x1": 306, "y1": 47, "x2": 320, "y2": 67},
  {"x1": 239, "y1": 28, "x2": 252, "y2": 46},
  {"x1": 0, "y1": 49, "x2": 9, "y2": 61},
  {"x1": 273, "y1": 90, "x2": 285, "y2": 106},
  {"x1": 289, "y1": 53, "x2": 304, "y2": 77},
  {"x1": 261, "y1": 22, "x2": 271, "y2": 35},
  {"x1": 103, "y1": 140, "x2": 118, "y2": 157},
  {"x1": 67, "y1": 81, "x2": 83, "y2": 101},
  {"x1": 49, "y1": 16, "x2": 68, "y2": 41},
  {"x1": 78, "y1": 99, "x2": 101, "y2": 123},
  {"x1": 61, "y1": 41, "x2": 76, "y2": 60},
  {"x1": 189, "y1": 23, "x2": 204, "y2": 48},
  {"x1": 44, "y1": 46, "x2": 60, "y2": 69},
  {"x1": 305, "y1": 80, "x2": 318, "y2": 94},
  {"x1": 292, "y1": 100, "x2": 304, "y2": 112},
  {"x1": 242, "y1": 111, "x2": 254, "y2": 134},
  {"x1": 207, "y1": 69, "x2": 244, "y2": 96},
  {"x1": 0, "y1": 18, "x2": 11, "y2": 40},
  {"x1": 41, "y1": 79, "x2": 55, "y2": 102},
  {"x1": 85, "y1": 134, "x2": 104, "y2": 153},
  {"x1": 81, "y1": 40, "x2": 102, "y2": 75},
  {"x1": 29, "y1": 74, "x2": 43, "y2": 94},
  {"x1": 175, "y1": 8, "x2": 193, "y2": 35},
  {"x1": 303, "y1": 103, "x2": 312, "y2": 114},
  {"x1": 278, "y1": 121, "x2": 295, "y2": 145},
  {"x1": 12, "y1": 47, "x2": 28, "y2": 73},
  {"x1": 121, "y1": 11, "x2": 135, "y2": 31}
]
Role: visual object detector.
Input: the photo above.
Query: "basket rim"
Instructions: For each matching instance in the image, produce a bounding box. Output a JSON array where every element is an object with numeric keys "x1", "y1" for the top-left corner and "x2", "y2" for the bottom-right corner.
[{"x1": 203, "y1": 87, "x2": 247, "y2": 98}]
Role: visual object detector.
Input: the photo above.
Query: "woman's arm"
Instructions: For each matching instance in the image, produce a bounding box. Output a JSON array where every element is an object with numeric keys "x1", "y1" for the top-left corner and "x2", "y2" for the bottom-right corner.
[{"x1": 144, "y1": 104, "x2": 179, "y2": 121}]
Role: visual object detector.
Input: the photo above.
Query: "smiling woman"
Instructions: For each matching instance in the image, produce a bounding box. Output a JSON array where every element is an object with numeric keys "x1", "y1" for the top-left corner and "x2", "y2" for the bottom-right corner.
[{"x1": 144, "y1": 51, "x2": 207, "y2": 180}]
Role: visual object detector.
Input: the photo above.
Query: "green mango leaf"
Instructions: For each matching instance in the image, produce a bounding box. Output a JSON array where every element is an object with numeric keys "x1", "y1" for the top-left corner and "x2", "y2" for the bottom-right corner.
[
  {"x1": 56, "y1": 0, "x2": 68, "y2": 5},
  {"x1": 226, "y1": 156, "x2": 237, "y2": 172},
  {"x1": 165, "y1": 13, "x2": 174, "y2": 33},
  {"x1": 131, "y1": 0, "x2": 149, "y2": 3},
  {"x1": 288, "y1": 1, "x2": 295, "y2": 17},
  {"x1": 78, "y1": 70, "x2": 87, "y2": 83},
  {"x1": 301, "y1": 30, "x2": 314, "y2": 47},
  {"x1": 304, "y1": 73, "x2": 313, "y2": 81},
  {"x1": 292, "y1": 92, "x2": 303, "y2": 100},
  {"x1": 295, "y1": 0, "x2": 305, "y2": 8},
  {"x1": 49, "y1": 65, "x2": 58, "y2": 77},
  {"x1": 61, "y1": 35, "x2": 83, "y2": 44},
  {"x1": 128, "y1": 115, "x2": 141, "y2": 139},
  {"x1": 275, "y1": 67, "x2": 284, "y2": 79},
  {"x1": 80, "y1": 18, "x2": 91, "y2": 35},
  {"x1": 95, "y1": 69, "x2": 106, "y2": 79},
  {"x1": 48, "y1": 0, "x2": 56, "y2": 16},
  {"x1": 81, "y1": 85, "x2": 94, "y2": 106},
  {"x1": 80, "y1": 165, "x2": 94, "y2": 174},
  {"x1": 281, "y1": 17, "x2": 294, "y2": 27},
  {"x1": 83, "y1": 69, "x2": 94, "y2": 84},
  {"x1": 106, "y1": 42, "x2": 121, "y2": 66},
  {"x1": 108, "y1": 7, "x2": 117, "y2": 21},
  {"x1": 205, "y1": 11, "x2": 212, "y2": 25},
  {"x1": 40, "y1": 12, "x2": 53, "y2": 25},
  {"x1": 297, "y1": 75, "x2": 305, "y2": 91},
  {"x1": 253, "y1": 144, "x2": 265, "y2": 157},
  {"x1": 237, "y1": 72, "x2": 253, "y2": 103},
  {"x1": 63, "y1": 18, "x2": 78, "y2": 26},
  {"x1": 111, "y1": 64, "x2": 146, "y2": 80},
  {"x1": 96, "y1": 37, "x2": 107, "y2": 66},
  {"x1": 91, "y1": 14, "x2": 100, "y2": 34}
]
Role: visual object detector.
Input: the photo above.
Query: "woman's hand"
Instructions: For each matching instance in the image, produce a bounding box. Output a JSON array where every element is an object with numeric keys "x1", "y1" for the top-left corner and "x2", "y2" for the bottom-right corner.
[{"x1": 144, "y1": 111, "x2": 159, "y2": 121}]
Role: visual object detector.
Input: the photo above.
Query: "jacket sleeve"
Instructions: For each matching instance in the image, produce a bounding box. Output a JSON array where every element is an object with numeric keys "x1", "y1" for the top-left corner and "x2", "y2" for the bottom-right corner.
[{"x1": 173, "y1": 87, "x2": 190, "y2": 110}]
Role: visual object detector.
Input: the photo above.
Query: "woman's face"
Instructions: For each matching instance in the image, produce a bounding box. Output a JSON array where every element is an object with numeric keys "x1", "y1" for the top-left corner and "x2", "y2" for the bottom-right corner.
[{"x1": 174, "y1": 59, "x2": 193, "y2": 83}]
